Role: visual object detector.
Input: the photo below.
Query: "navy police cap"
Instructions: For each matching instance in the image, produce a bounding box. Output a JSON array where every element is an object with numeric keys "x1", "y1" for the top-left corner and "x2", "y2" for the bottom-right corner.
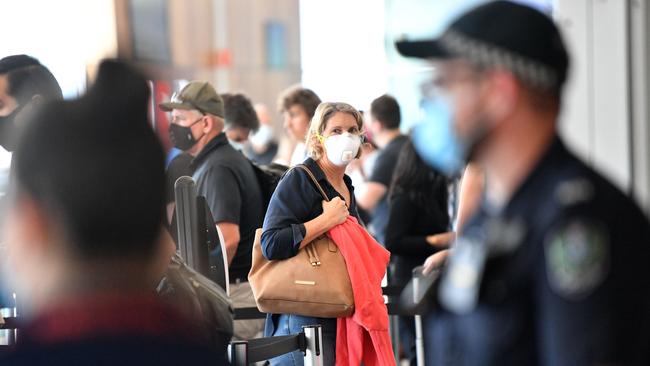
[{"x1": 396, "y1": 1, "x2": 569, "y2": 91}]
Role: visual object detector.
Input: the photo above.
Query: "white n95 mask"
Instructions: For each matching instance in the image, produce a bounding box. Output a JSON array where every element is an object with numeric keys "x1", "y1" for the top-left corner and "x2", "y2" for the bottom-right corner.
[{"x1": 322, "y1": 132, "x2": 361, "y2": 167}]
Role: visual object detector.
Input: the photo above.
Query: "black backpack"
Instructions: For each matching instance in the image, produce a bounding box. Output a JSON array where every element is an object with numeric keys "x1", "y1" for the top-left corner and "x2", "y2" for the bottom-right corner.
[{"x1": 250, "y1": 162, "x2": 290, "y2": 212}]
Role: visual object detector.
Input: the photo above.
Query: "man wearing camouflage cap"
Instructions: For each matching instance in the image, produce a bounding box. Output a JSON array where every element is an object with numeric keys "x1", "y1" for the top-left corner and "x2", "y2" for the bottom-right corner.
[{"x1": 160, "y1": 81, "x2": 265, "y2": 340}]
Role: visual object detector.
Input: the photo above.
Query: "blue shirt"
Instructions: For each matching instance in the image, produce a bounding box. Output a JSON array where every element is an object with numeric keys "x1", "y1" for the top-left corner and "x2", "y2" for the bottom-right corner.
[{"x1": 261, "y1": 157, "x2": 361, "y2": 260}]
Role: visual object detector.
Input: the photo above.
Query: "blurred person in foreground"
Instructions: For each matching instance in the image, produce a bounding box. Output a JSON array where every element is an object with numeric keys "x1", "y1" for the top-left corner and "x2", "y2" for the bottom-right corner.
[
  {"x1": 0, "y1": 60, "x2": 226, "y2": 365},
  {"x1": 398, "y1": 1, "x2": 650, "y2": 364}
]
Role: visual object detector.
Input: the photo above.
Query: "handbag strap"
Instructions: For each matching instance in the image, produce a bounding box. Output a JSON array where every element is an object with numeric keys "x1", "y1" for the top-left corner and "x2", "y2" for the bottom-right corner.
[{"x1": 295, "y1": 164, "x2": 330, "y2": 202}]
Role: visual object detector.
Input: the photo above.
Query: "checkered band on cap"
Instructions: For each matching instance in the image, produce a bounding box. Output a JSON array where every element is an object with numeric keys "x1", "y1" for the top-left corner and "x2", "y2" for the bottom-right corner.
[{"x1": 440, "y1": 29, "x2": 559, "y2": 90}]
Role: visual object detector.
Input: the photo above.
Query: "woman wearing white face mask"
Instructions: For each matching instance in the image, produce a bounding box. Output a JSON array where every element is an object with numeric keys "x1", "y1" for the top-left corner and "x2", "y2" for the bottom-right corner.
[{"x1": 260, "y1": 102, "x2": 365, "y2": 366}]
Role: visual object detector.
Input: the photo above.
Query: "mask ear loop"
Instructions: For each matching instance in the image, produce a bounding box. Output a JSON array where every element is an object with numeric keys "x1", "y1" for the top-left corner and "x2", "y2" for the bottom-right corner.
[
  {"x1": 315, "y1": 133, "x2": 326, "y2": 145},
  {"x1": 191, "y1": 115, "x2": 209, "y2": 143}
]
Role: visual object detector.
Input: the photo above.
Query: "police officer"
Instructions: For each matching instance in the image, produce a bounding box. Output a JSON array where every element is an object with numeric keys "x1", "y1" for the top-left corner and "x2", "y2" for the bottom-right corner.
[{"x1": 397, "y1": 1, "x2": 650, "y2": 365}]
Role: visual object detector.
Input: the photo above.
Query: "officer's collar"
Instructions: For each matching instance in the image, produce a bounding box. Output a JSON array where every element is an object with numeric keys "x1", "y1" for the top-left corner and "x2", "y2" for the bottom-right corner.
[
  {"x1": 500, "y1": 134, "x2": 566, "y2": 212},
  {"x1": 190, "y1": 132, "x2": 229, "y2": 169}
]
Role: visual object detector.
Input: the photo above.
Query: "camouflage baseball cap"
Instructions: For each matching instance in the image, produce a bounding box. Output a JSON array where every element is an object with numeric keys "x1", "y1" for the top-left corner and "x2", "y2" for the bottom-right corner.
[{"x1": 159, "y1": 81, "x2": 224, "y2": 118}]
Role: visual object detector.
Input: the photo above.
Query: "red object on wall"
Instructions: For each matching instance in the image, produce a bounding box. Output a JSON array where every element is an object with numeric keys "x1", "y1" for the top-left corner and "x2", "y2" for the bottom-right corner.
[
  {"x1": 206, "y1": 49, "x2": 232, "y2": 68},
  {"x1": 150, "y1": 80, "x2": 173, "y2": 153}
]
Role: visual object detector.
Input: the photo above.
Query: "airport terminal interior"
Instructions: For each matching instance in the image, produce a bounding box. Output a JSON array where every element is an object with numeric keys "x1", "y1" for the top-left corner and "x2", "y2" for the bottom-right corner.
[{"x1": 0, "y1": 0, "x2": 649, "y2": 365}]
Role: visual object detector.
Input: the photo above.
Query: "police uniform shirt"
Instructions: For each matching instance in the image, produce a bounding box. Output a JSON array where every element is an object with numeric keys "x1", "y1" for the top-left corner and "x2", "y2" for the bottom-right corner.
[{"x1": 429, "y1": 136, "x2": 650, "y2": 366}]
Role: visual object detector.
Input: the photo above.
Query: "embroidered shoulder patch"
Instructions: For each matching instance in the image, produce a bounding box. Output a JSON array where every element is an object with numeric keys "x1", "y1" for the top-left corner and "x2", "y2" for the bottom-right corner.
[{"x1": 544, "y1": 219, "x2": 609, "y2": 300}]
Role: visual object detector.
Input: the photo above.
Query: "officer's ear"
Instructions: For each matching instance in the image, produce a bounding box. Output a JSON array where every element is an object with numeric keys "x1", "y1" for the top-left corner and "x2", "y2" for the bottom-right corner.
[
  {"x1": 481, "y1": 70, "x2": 519, "y2": 124},
  {"x1": 30, "y1": 94, "x2": 44, "y2": 105}
]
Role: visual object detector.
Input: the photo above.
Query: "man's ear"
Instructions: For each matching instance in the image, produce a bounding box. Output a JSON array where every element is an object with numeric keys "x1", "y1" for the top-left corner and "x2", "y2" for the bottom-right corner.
[
  {"x1": 30, "y1": 94, "x2": 44, "y2": 105},
  {"x1": 14, "y1": 196, "x2": 52, "y2": 253},
  {"x1": 483, "y1": 70, "x2": 520, "y2": 124},
  {"x1": 204, "y1": 115, "x2": 224, "y2": 134},
  {"x1": 369, "y1": 119, "x2": 381, "y2": 134},
  {"x1": 3, "y1": 194, "x2": 55, "y2": 269}
]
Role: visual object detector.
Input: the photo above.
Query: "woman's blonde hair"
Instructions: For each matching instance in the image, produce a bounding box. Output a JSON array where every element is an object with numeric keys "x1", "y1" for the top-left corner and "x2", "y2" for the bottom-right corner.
[{"x1": 305, "y1": 102, "x2": 364, "y2": 161}]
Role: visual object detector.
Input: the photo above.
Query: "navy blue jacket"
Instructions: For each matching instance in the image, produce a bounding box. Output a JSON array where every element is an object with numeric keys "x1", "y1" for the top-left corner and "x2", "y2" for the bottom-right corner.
[
  {"x1": 260, "y1": 158, "x2": 362, "y2": 339},
  {"x1": 261, "y1": 158, "x2": 361, "y2": 260},
  {"x1": 427, "y1": 136, "x2": 650, "y2": 365}
]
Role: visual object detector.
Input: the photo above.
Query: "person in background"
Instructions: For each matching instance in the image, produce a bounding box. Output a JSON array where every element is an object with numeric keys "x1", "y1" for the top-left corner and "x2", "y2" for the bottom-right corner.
[
  {"x1": 421, "y1": 163, "x2": 485, "y2": 275},
  {"x1": 0, "y1": 54, "x2": 63, "y2": 308},
  {"x1": 261, "y1": 102, "x2": 366, "y2": 366},
  {"x1": 246, "y1": 103, "x2": 279, "y2": 164},
  {"x1": 355, "y1": 94, "x2": 408, "y2": 245},
  {"x1": 0, "y1": 54, "x2": 62, "y2": 152},
  {"x1": 276, "y1": 86, "x2": 321, "y2": 166},
  {"x1": 0, "y1": 59, "x2": 225, "y2": 365},
  {"x1": 221, "y1": 92, "x2": 260, "y2": 151},
  {"x1": 159, "y1": 81, "x2": 265, "y2": 341},
  {"x1": 384, "y1": 140, "x2": 450, "y2": 365}
]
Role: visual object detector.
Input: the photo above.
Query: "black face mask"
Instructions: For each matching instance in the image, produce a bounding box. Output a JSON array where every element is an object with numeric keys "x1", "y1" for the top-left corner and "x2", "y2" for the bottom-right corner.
[
  {"x1": 0, "y1": 104, "x2": 25, "y2": 152},
  {"x1": 169, "y1": 117, "x2": 204, "y2": 151}
]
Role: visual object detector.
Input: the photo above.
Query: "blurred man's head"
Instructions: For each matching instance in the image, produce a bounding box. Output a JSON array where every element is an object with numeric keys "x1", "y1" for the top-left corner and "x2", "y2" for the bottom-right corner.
[
  {"x1": 0, "y1": 55, "x2": 63, "y2": 151},
  {"x1": 397, "y1": 1, "x2": 569, "y2": 175},
  {"x1": 3, "y1": 60, "x2": 166, "y2": 314},
  {"x1": 221, "y1": 93, "x2": 259, "y2": 148},
  {"x1": 159, "y1": 81, "x2": 225, "y2": 156},
  {"x1": 277, "y1": 86, "x2": 321, "y2": 142},
  {"x1": 369, "y1": 94, "x2": 401, "y2": 138}
]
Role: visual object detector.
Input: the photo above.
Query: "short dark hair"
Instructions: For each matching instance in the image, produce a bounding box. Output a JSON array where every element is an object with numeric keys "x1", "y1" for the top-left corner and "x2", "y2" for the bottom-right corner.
[
  {"x1": 0, "y1": 55, "x2": 62, "y2": 105},
  {"x1": 0, "y1": 54, "x2": 41, "y2": 74},
  {"x1": 12, "y1": 60, "x2": 165, "y2": 261},
  {"x1": 6, "y1": 65, "x2": 63, "y2": 105},
  {"x1": 221, "y1": 93, "x2": 260, "y2": 132},
  {"x1": 277, "y1": 86, "x2": 321, "y2": 119},
  {"x1": 370, "y1": 94, "x2": 401, "y2": 130}
]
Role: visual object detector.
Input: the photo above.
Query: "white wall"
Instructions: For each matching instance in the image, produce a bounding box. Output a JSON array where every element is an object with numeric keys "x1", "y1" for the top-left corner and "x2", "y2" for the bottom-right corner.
[
  {"x1": 299, "y1": 0, "x2": 388, "y2": 110},
  {"x1": 629, "y1": 0, "x2": 650, "y2": 211},
  {"x1": 554, "y1": 0, "x2": 634, "y2": 193},
  {"x1": 0, "y1": 0, "x2": 118, "y2": 184},
  {"x1": 0, "y1": 0, "x2": 118, "y2": 98}
]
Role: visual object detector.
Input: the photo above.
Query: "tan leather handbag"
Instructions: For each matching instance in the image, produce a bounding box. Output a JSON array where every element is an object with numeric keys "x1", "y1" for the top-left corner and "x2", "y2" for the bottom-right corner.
[{"x1": 248, "y1": 165, "x2": 354, "y2": 318}]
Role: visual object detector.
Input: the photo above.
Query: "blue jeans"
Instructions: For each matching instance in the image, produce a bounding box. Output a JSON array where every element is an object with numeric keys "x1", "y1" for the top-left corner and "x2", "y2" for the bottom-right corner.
[{"x1": 266, "y1": 313, "x2": 337, "y2": 366}]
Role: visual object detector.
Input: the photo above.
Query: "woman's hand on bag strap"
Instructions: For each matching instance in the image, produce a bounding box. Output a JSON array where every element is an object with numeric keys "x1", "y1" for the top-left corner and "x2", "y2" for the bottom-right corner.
[
  {"x1": 299, "y1": 197, "x2": 349, "y2": 250},
  {"x1": 321, "y1": 196, "x2": 349, "y2": 229}
]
